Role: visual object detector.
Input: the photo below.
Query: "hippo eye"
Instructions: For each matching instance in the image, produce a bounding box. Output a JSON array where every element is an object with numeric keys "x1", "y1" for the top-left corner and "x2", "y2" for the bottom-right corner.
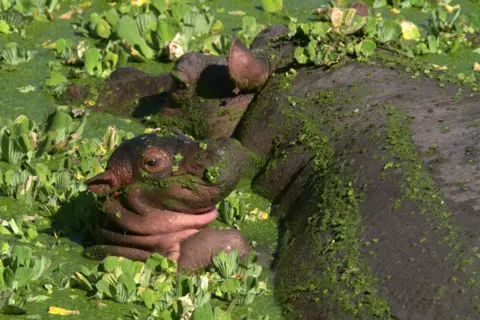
[
  {"x1": 144, "y1": 158, "x2": 158, "y2": 167},
  {"x1": 140, "y1": 148, "x2": 172, "y2": 174}
]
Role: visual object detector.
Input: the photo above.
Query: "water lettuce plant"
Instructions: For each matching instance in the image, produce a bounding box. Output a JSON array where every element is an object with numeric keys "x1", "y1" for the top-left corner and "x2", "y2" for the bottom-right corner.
[
  {"x1": 0, "y1": 243, "x2": 52, "y2": 292},
  {"x1": 0, "y1": 0, "x2": 62, "y2": 35},
  {"x1": 68, "y1": 251, "x2": 267, "y2": 319},
  {"x1": 289, "y1": 1, "x2": 480, "y2": 70},
  {"x1": 0, "y1": 109, "x2": 135, "y2": 212},
  {"x1": 72, "y1": 0, "x2": 224, "y2": 63},
  {"x1": 51, "y1": 37, "x2": 129, "y2": 79},
  {"x1": 0, "y1": 242, "x2": 54, "y2": 314},
  {"x1": 217, "y1": 190, "x2": 247, "y2": 228},
  {"x1": 0, "y1": 42, "x2": 36, "y2": 67}
]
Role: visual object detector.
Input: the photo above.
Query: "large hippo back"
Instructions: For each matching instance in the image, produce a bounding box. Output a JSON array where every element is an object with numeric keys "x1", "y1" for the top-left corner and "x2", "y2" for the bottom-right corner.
[{"x1": 241, "y1": 60, "x2": 480, "y2": 319}]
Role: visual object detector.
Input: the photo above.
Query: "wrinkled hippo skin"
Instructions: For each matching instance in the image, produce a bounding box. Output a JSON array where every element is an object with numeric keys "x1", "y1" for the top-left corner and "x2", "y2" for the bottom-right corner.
[
  {"x1": 85, "y1": 133, "x2": 250, "y2": 271},
  {"x1": 74, "y1": 24, "x2": 480, "y2": 320}
]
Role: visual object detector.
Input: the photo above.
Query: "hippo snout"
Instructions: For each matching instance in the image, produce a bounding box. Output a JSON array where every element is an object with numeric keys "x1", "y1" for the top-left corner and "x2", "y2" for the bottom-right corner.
[{"x1": 86, "y1": 170, "x2": 120, "y2": 196}]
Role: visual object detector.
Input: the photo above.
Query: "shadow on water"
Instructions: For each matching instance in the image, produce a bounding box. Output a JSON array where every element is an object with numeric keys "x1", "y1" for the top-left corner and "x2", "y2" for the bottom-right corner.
[
  {"x1": 47, "y1": 191, "x2": 97, "y2": 247},
  {"x1": 131, "y1": 92, "x2": 170, "y2": 119}
]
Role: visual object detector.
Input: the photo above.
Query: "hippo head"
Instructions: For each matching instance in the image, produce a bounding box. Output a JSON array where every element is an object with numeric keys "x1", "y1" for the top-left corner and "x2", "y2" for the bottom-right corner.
[
  {"x1": 87, "y1": 133, "x2": 249, "y2": 214},
  {"x1": 157, "y1": 37, "x2": 273, "y2": 138},
  {"x1": 65, "y1": 26, "x2": 292, "y2": 139},
  {"x1": 84, "y1": 133, "x2": 250, "y2": 263}
]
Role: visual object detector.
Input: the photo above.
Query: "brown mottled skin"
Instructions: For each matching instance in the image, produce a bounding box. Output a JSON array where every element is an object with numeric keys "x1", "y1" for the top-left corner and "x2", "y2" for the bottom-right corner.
[{"x1": 86, "y1": 133, "x2": 250, "y2": 271}]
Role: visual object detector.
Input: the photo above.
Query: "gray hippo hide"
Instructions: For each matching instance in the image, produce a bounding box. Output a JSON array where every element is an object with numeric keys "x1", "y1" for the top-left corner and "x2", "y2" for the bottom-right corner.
[{"x1": 71, "y1": 25, "x2": 480, "y2": 320}]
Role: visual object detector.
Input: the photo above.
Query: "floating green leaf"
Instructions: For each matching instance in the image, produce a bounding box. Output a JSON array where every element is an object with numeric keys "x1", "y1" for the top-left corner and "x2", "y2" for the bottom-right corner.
[
  {"x1": 105, "y1": 8, "x2": 120, "y2": 28},
  {"x1": 116, "y1": 15, "x2": 154, "y2": 59},
  {"x1": 84, "y1": 47, "x2": 102, "y2": 76},
  {"x1": 95, "y1": 19, "x2": 111, "y2": 39},
  {"x1": 261, "y1": 0, "x2": 283, "y2": 13},
  {"x1": 17, "y1": 85, "x2": 35, "y2": 93},
  {"x1": 156, "y1": 17, "x2": 179, "y2": 45},
  {"x1": 45, "y1": 71, "x2": 67, "y2": 87},
  {"x1": 151, "y1": 0, "x2": 167, "y2": 13},
  {"x1": 376, "y1": 20, "x2": 402, "y2": 43},
  {"x1": 0, "y1": 19, "x2": 10, "y2": 34},
  {"x1": 193, "y1": 301, "x2": 214, "y2": 320}
]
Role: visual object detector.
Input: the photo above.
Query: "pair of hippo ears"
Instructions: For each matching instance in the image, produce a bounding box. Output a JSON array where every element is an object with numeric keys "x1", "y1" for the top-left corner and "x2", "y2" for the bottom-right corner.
[{"x1": 172, "y1": 38, "x2": 271, "y2": 94}]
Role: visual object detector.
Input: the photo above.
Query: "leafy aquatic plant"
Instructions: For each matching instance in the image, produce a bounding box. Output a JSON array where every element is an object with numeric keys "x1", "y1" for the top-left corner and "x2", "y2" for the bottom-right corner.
[
  {"x1": 0, "y1": 43, "x2": 36, "y2": 66},
  {"x1": 72, "y1": 0, "x2": 224, "y2": 63},
  {"x1": 235, "y1": 16, "x2": 264, "y2": 47},
  {"x1": 0, "y1": 110, "x2": 134, "y2": 212},
  {"x1": 51, "y1": 38, "x2": 129, "y2": 78},
  {"x1": 0, "y1": 242, "x2": 56, "y2": 315},
  {"x1": 0, "y1": 243, "x2": 53, "y2": 292},
  {"x1": 261, "y1": 0, "x2": 283, "y2": 13},
  {"x1": 217, "y1": 190, "x2": 247, "y2": 228},
  {"x1": 68, "y1": 251, "x2": 268, "y2": 319}
]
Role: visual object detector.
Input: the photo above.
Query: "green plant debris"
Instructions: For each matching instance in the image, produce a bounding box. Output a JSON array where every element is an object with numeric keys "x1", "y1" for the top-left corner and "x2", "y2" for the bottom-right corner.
[
  {"x1": 276, "y1": 169, "x2": 393, "y2": 318},
  {"x1": 204, "y1": 166, "x2": 220, "y2": 184},
  {"x1": 261, "y1": 0, "x2": 283, "y2": 13},
  {"x1": 0, "y1": 43, "x2": 36, "y2": 66},
  {"x1": 381, "y1": 105, "x2": 480, "y2": 312},
  {"x1": 257, "y1": 85, "x2": 394, "y2": 318},
  {"x1": 0, "y1": 110, "x2": 134, "y2": 213},
  {"x1": 68, "y1": 251, "x2": 268, "y2": 318}
]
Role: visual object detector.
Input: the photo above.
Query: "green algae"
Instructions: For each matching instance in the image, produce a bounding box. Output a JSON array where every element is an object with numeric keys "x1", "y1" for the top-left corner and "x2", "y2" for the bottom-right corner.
[
  {"x1": 270, "y1": 92, "x2": 393, "y2": 319},
  {"x1": 213, "y1": 179, "x2": 284, "y2": 318},
  {"x1": 379, "y1": 106, "x2": 480, "y2": 315}
]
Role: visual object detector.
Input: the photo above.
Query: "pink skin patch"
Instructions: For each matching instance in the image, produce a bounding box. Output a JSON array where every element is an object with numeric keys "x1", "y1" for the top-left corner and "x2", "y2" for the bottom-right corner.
[
  {"x1": 102, "y1": 192, "x2": 218, "y2": 235},
  {"x1": 95, "y1": 187, "x2": 218, "y2": 260},
  {"x1": 96, "y1": 225, "x2": 203, "y2": 260}
]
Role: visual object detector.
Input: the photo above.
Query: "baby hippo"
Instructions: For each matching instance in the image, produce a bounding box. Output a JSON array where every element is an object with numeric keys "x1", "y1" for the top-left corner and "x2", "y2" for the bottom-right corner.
[{"x1": 85, "y1": 133, "x2": 250, "y2": 271}]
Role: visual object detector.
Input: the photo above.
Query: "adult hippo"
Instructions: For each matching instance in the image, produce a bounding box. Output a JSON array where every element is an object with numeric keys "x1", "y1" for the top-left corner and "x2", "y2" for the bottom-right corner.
[{"x1": 72, "y1": 24, "x2": 480, "y2": 320}]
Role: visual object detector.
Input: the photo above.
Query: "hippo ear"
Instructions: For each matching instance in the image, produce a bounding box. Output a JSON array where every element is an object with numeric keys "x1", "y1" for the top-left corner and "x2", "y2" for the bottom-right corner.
[{"x1": 228, "y1": 38, "x2": 270, "y2": 92}]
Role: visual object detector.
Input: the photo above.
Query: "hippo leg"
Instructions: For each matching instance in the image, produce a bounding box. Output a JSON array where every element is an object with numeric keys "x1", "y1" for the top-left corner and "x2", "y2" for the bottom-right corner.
[
  {"x1": 177, "y1": 228, "x2": 249, "y2": 272},
  {"x1": 84, "y1": 227, "x2": 249, "y2": 270}
]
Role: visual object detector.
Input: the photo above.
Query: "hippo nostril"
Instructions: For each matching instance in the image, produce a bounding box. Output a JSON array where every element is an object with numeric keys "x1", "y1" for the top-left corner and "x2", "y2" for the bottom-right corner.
[{"x1": 86, "y1": 171, "x2": 117, "y2": 195}]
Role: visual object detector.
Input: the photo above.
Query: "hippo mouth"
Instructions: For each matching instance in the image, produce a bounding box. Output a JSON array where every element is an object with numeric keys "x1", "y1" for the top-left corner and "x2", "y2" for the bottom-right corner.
[
  {"x1": 92, "y1": 187, "x2": 218, "y2": 260},
  {"x1": 96, "y1": 187, "x2": 218, "y2": 236}
]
